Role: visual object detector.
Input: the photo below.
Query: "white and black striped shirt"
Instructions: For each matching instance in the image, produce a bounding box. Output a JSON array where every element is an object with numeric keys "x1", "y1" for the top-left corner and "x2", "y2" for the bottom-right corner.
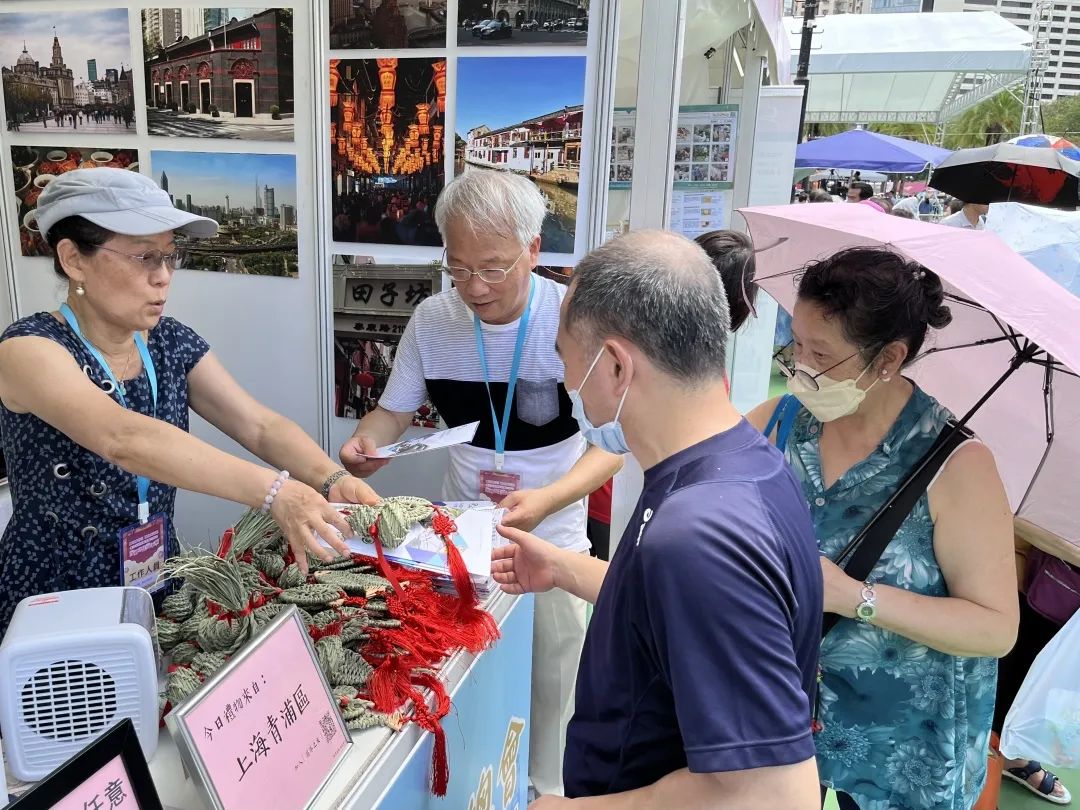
[{"x1": 380, "y1": 275, "x2": 588, "y2": 551}]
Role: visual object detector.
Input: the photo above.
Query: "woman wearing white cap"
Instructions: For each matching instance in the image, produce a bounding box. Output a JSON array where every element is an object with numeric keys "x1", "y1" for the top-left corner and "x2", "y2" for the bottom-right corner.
[{"x1": 0, "y1": 168, "x2": 379, "y2": 637}]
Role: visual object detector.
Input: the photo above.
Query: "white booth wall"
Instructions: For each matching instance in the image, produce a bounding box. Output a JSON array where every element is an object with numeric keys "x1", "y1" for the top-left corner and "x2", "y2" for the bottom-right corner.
[{"x1": 605, "y1": 0, "x2": 802, "y2": 548}]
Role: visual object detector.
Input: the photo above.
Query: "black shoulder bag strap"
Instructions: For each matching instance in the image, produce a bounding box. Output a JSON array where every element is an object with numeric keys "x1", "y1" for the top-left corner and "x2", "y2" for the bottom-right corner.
[{"x1": 821, "y1": 419, "x2": 974, "y2": 638}]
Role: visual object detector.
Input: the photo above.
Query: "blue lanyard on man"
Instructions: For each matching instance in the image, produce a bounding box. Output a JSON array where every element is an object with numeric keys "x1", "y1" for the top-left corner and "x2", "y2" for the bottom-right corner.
[
  {"x1": 472, "y1": 276, "x2": 535, "y2": 472},
  {"x1": 60, "y1": 303, "x2": 158, "y2": 524}
]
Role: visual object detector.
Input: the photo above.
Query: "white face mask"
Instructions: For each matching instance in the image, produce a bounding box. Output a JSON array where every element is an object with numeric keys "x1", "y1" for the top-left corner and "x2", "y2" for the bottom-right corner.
[{"x1": 786, "y1": 361, "x2": 883, "y2": 422}]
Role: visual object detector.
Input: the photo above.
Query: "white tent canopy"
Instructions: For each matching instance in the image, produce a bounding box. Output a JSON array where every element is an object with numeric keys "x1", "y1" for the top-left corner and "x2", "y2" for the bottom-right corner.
[{"x1": 786, "y1": 12, "x2": 1031, "y2": 125}]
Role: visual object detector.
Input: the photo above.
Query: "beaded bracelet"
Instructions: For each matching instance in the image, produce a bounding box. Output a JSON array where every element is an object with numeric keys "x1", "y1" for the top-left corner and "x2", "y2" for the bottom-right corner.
[{"x1": 261, "y1": 470, "x2": 290, "y2": 513}]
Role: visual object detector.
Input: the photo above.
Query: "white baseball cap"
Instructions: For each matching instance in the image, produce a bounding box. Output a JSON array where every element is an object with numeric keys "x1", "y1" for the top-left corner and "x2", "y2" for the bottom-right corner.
[{"x1": 35, "y1": 168, "x2": 218, "y2": 240}]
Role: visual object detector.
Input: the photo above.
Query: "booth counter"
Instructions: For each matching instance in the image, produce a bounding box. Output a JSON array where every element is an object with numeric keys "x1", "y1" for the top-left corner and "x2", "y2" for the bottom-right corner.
[{"x1": 5, "y1": 592, "x2": 533, "y2": 810}]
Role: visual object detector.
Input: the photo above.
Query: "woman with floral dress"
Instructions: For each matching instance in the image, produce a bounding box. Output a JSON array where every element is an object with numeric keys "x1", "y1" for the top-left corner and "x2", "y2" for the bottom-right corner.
[
  {"x1": 749, "y1": 247, "x2": 1019, "y2": 810},
  {"x1": 0, "y1": 169, "x2": 380, "y2": 640}
]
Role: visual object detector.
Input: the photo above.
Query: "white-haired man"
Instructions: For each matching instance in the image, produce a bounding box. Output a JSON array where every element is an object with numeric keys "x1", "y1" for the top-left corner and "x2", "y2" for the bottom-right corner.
[{"x1": 340, "y1": 168, "x2": 622, "y2": 796}]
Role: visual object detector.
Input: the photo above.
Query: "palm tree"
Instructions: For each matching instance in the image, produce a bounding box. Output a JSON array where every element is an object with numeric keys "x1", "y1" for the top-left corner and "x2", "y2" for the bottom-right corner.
[{"x1": 943, "y1": 91, "x2": 1022, "y2": 149}]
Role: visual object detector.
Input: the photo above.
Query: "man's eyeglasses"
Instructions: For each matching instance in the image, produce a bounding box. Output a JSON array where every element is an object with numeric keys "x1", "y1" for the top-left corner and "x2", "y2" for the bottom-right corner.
[
  {"x1": 441, "y1": 244, "x2": 528, "y2": 284},
  {"x1": 773, "y1": 340, "x2": 859, "y2": 391},
  {"x1": 96, "y1": 244, "x2": 188, "y2": 271}
]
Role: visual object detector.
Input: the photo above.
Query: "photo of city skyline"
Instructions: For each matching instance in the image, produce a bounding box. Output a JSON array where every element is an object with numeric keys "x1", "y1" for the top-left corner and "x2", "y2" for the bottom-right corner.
[
  {"x1": 1, "y1": 9, "x2": 136, "y2": 133},
  {"x1": 456, "y1": 56, "x2": 585, "y2": 254},
  {"x1": 141, "y1": 8, "x2": 295, "y2": 140},
  {"x1": 330, "y1": 0, "x2": 448, "y2": 49},
  {"x1": 151, "y1": 150, "x2": 299, "y2": 277}
]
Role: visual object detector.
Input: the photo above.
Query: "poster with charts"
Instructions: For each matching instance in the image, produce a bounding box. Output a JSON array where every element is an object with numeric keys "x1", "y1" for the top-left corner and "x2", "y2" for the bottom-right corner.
[{"x1": 669, "y1": 188, "x2": 731, "y2": 240}]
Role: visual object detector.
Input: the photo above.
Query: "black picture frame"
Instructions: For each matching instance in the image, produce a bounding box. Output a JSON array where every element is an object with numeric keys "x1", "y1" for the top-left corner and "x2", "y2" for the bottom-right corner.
[{"x1": 9, "y1": 718, "x2": 163, "y2": 810}]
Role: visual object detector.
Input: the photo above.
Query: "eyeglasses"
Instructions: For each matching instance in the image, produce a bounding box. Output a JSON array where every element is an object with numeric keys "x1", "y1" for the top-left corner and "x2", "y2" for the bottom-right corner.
[
  {"x1": 96, "y1": 244, "x2": 188, "y2": 271},
  {"x1": 441, "y1": 244, "x2": 528, "y2": 284},
  {"x1": 773, "y1": 340, "x2": 860, "y2": 391}
]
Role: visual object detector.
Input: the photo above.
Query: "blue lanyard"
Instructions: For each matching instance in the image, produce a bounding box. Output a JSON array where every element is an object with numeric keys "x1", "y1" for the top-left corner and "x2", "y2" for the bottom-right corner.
[
  {"x1": 60, "y1": 304, "x2": 158, "y2": 523},
  {"x1": 472, "y1": 277, "x2": 535, "y2": 471}
]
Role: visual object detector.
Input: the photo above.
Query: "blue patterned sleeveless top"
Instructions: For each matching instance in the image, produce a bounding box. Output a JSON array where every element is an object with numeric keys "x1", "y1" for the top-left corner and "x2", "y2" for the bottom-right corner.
[
  {"x1": 783, "y1": 385, "x2": 997, "y2": 810},
  {"x1": 0, "y1": 313, "x2": 209, "y2": 638}
]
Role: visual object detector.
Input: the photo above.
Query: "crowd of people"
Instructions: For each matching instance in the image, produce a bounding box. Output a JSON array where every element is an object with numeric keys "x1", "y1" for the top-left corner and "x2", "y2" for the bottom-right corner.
[
  {"x1": 1, "y1": 165, "x2": 1076, "y2": 810},
  {"x1": 6, "y1": 106, "x2": 134, "y2": 131},
  {"x1": 332, "y1": 188, "x2": 442, "y2": 246},
  {"x1": 794, "y1": 175, "x2": 991, "y2": 229}
]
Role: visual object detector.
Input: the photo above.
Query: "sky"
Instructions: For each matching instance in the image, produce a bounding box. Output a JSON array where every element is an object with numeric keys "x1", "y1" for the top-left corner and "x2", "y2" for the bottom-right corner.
[
  {"x1": 0, "y1": 9, "x2": 133, "y2": 82},
  {"x1": 150, "y1": 151, "x2": 297, "y2": 208},
  {"x1": 456, "y1": 56, "x2": 586, "y2": 138}
]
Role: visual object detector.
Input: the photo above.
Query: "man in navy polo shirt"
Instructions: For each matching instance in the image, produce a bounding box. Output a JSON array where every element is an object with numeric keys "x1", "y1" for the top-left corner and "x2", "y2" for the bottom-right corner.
[{"x1": 494, "y1": 230, "x2": 823, "y2": 809}]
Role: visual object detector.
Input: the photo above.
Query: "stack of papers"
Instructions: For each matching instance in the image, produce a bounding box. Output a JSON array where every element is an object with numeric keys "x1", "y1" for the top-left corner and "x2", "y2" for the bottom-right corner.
[{"x1": 320, "y1": 501, "x2": 497, "y2": 598}]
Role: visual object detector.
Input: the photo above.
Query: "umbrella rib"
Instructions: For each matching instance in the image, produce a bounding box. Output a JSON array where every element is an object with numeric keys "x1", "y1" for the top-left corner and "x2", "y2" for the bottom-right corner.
[
  {"x1": 1026, "y1": 358, "x2": 1079, "y2": 378},
  {"x1": 939, "y1": 298, "x2": 1024, "y2": 355},
  {"x1": 1017, "y1": 362, "x2": 1056, "y2": 515},
  {"x1": 915, "y1": 334, "x2": 1015, "y2": 360}
]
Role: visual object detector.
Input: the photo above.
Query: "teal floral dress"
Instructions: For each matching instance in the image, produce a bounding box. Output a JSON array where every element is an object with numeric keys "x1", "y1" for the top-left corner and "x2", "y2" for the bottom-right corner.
[{"x1": 782, "y1": 385, "x2": 997, "y2": 810}]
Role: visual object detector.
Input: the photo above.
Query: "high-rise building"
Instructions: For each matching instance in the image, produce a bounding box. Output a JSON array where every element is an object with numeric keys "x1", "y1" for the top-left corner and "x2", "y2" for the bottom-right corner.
[
  {"x1": 145, "y1": 9, "x2": 183, "y2": 47},
  {"x1": 791, "y1": 0, "x2": 864, "y2": 14},
  {"x1": 105, "y1": 68, "x2": 119, "y2": 85},
  {"x1": 87, "y1": 59, "x2": 97, "y2": 82},
  {"x1": 944, "y1": 1, "x2": 1071, "y2": 100},
  {"x1": 279, "y1": 203, "x2": 296, "y2": 230},
  {"x1": 205, "y1": 9, "x2": 230, "y2": 29},
  {"x1": 186, "y1": 194, "x2": 193, "y2": 212},
  {"x1": 181, "y1": 8, "x2": 206, "y2": 37},
  {"x1": 264, "y1": 185, "x2": 276, "y2": 218},
  {"x1": 160, "y1": 171, "x2": 169, "y2": 193}
]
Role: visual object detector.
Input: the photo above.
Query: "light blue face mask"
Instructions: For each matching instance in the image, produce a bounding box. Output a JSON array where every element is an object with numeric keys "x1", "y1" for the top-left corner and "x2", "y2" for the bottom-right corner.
[{"x1": 568, "y1": 348, "x2": 631, "y2": 455}]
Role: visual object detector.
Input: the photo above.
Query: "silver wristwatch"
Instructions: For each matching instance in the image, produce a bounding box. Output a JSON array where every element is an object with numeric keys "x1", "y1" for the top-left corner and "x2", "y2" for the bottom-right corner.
[
  {"x1": 855, "y1": 581, "x2": 877, "y2": 624},
  {"x1": 320, "y1": 469, "x2": 350, "y2": 499}
]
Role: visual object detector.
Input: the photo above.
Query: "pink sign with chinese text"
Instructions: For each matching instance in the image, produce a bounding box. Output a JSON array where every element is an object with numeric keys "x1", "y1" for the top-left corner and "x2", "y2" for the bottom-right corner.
[
  {"x1": 174, "y1": 610, "x2": 350, "y2": 809},
  {"x1": 51, "y1": 755, "x2": 136, "y2": 810}
]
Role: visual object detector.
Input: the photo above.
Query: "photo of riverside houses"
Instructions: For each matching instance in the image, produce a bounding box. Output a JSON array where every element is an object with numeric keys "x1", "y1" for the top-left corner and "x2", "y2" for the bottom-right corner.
[{"x1": 456, "y1": 55, "x2": 586, "y2": 254}]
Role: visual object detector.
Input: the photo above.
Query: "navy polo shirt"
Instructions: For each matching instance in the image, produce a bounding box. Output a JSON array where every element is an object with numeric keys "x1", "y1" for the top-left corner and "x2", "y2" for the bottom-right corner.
[{"x1": 563, "y1": 419, "x2": 823, "y2": 798}]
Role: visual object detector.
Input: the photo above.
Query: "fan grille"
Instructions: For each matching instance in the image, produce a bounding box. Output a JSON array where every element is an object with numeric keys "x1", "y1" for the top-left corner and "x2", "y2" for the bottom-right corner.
[{"x1": 20, "y1": 659, "x2": 118, "y2": 741}]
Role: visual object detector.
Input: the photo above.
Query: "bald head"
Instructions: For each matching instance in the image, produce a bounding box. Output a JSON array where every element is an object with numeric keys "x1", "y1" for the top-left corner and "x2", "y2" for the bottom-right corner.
[{"x1": 565, "y1": 229, "x2": 731, "y2": 383}]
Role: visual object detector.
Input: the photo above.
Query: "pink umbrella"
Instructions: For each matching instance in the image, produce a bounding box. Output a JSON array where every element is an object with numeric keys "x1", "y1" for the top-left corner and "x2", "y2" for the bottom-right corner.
[{"x1": 738, "y1": 202, "x2": 1080, "y2": 550}]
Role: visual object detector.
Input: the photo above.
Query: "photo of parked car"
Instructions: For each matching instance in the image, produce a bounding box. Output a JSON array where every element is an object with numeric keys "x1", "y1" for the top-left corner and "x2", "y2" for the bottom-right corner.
[
  {"x1": 479, "y1": 20, "x2": 512, "y2": 39},
  {"x1": 457, "y1": 2, "x2": 589, "y2": 45}
]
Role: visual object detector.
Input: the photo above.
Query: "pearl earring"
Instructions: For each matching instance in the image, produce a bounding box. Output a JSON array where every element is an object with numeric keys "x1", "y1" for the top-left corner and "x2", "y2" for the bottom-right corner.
[{"x1": 74, "y1": 283, "x2": 85, "y2": 296}]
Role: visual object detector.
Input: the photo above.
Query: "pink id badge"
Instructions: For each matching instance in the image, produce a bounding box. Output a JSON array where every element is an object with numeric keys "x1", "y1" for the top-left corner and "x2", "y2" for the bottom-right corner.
[
  {"x1": 119, "y1": 512, "x2": 168, "y2": 591},
  {"x1": 479, "y1": 470, "x2": 521, "y2": 504}
]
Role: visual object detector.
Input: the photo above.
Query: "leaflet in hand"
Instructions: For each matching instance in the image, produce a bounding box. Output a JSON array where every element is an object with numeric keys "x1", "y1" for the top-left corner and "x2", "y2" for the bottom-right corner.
[{"x1": 368, "y1": 421, "x2": 480, "y2": 458}]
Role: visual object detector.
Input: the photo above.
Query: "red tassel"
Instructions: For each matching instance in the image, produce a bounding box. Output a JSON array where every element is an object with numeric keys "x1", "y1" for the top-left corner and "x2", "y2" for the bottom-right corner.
[
  {"x1": 368, "y1": 517, "x2": 405, "y2": 599},
  {"x1": 216, "y1": 528, "x2": 234, "y2": 558},
  {"x1": 442, "y1": 534, "x2": 478, "y2": 616},
  {"x1": 430, "y1": 722, "x2": 449, "y2": 796},
  {"x1": 409, "y1": 672, "x2": 452, "y2": 796}
]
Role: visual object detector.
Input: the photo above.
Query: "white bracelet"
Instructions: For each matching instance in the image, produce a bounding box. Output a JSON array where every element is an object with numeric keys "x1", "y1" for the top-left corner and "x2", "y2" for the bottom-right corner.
[{"x1": 260, "y1": 470, "x2": 290, "y2": 513}]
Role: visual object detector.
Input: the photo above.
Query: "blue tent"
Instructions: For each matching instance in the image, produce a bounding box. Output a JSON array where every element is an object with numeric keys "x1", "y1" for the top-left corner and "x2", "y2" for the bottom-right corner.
[{"x1": 795, "y1": 129, "x2": 952, "y2": 173}]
